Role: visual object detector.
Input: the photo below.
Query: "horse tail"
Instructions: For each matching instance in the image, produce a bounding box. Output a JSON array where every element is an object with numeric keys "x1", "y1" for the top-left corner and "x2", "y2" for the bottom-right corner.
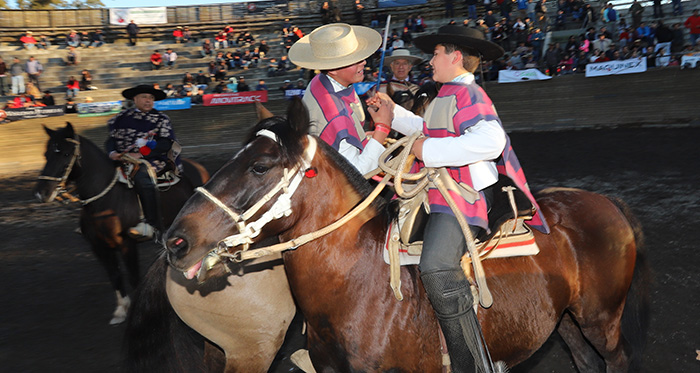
[
  {"x1": 123, "y1": 254, "x2": 209, "y2": 373},
  {"x1": 609, "y1": 196, "x2": 651, "y2": 371},
  {"x1": 181, "y1": 158, "x2": 210, "y2": 186}
]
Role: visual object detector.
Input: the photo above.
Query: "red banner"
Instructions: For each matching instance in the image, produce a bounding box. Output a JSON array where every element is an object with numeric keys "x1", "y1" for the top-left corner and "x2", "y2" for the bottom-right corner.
[{"x1": 202, "y1": 91, "x2": 268, "y2": 106}]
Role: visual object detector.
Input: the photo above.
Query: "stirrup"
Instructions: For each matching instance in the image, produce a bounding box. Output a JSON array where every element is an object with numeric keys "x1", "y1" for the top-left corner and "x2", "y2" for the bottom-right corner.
[{"x1": 128, "y1": 222, "x2": 155, "y2": 240}]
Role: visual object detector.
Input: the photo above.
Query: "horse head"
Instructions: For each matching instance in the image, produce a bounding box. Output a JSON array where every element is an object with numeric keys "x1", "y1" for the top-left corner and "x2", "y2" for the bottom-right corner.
[
  {"x1": 34, "y1": 122, "x2": 82, "y2": 203},
  {"x1": 410, "y1": 81, "x2": 441, "y2": 117},
  {"x1": 165, "y1": 99, "x2": 323, "y2": 282}
]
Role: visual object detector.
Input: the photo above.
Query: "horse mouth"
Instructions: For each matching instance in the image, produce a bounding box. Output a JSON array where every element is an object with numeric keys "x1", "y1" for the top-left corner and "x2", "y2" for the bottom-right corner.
[{"x1": 183, "y1": 260, "x2": 203, "y2": 280}]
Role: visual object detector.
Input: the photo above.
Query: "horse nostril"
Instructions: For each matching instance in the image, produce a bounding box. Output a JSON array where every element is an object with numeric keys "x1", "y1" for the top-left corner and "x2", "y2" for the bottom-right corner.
[{"x1": 166, "y1": 236, "x2": 189, "y2": 257}]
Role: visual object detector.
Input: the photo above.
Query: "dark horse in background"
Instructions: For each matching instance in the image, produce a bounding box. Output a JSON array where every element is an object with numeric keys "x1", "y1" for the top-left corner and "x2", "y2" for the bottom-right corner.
[
  {"x1": 33, "y1": 122, "x2": 209, "y2": 325},
  {"x1": 164, "y1": 100, "x2": 650, "y2": 372}
]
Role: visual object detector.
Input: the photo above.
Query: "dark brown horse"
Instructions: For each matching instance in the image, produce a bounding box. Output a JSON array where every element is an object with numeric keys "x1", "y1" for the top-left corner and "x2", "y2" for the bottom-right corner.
[
  {"x1": 33, "y1": 122, "x2": 209, "y2": 324},
  {"x1": 164, "y1": 106, "x2": 649, "y2": 372}
]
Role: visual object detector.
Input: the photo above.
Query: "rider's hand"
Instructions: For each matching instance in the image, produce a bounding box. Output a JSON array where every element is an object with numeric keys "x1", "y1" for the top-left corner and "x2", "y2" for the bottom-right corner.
[
  {"x1": 109, "y1": 151, "x2": 122, "y2": 161},
  {"x1": 411, "y1": 138, "x2": 427, "y2": 161}
]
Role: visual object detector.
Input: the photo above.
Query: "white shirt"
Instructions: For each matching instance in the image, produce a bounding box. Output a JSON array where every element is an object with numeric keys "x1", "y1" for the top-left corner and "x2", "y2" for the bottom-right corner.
[
  {"x1": 391, "y1": 73, "x2": 506, "y2": 191},
  {"x1": 327, "y1": 75, "x2": 411, "y2": 175},
  {"x1": 164, "y1": 51, "x2": 177, "y2": 62}
]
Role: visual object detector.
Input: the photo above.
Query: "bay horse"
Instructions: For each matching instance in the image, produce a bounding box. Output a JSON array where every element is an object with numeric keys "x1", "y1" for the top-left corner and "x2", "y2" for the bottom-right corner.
[
  {"x1": 33, "y1": 122, "x2": 210, "y2": 325},
  {"x1": 164, "y1": 102, "x2": 650, "y2": 372}
]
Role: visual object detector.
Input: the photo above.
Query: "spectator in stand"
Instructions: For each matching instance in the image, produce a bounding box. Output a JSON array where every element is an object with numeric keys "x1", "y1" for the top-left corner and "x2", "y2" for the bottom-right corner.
[
  {"x1": 25, "y1": 81, "x2": 41, "y2": 100},
  {"x1": 255, "y1": 79, "x2": 268, "y2": 91},
  {"x1": 65, "y1": 30, "x2": 80, "y2": 47},
  {"x1": 173, "y1": 26, "x2": 184, "y2": 43},
  {"x1": 163, "y1": 48, "x2": 177, "y2": 69},
  {"x1": 90, "y1": 29, "x2": 104, "y2": 48},
  {"x1": 215, "y1": 61, "x2": 227, "y2": 81},
  {"x1": 544, "y1": 42, "x2": 563, "y2": 75},
  {"x1": 652, "y1": 0, "x2": 663, "y2": 19},
  {"x1": 636, "y1": 22, "x2": 652, "y2": 46},
  {"x1": 207, "y1": 61, "x2": 218, "y2": 80},
  {"x1": 391, "y1": 34, "x2": 405, "y2": 50},
  {"x1": 65, "y1": 98, "x2": 77, "y2": 113},
  {"x1": 215, "y1": 31, "x2": 228, "y2": 49},
  {"x1": 554, "y1": 10, "x2": 566, "y2": 31},
  {"x1": 655, "y1": 21, "x2": 673, "y2": 54},
  {"x1": 685, "y1": 10, "x2": 700, "y2": 48},
  {"x1": 559, "y1": 53, "x2": 574, "y2": 74},
  {"x1": 279, "y1": 79, "x2": 293, "y2": 93},
  {"x1": 354, "y1": 0, "x2": 365, "y2": 25},
  {"x1": 182, "y1": 26, "x2": 193, "y2": 43},
  {"x1": 66, "y1": 76, "x2": 80, "y2": 99},
  {"x1": 223, "y1": 24, "x2": 234, "y2": 36},
  {"x1": 603, "y1": 3, "x2": 618, "y2": 33},
  {"x1": 278, "y1": 55, "x2": 289, "y2": 74},
  {"x1": 164, "y1": 83, "x2": 177, "y2": 98},
  {"x1": 656, "y1": 47, "x2": 670, "y2": 66},
  {"x1": 213, "y1": 80, "x2": 228, "y2": 93},
  {"x1": 20, "y1": 31, "x2": 37, "y2": 50},
  {"x1": 527, "y1": 0, "x2": 537, "y2": 23},
  {"x1": 201, "y1": 39, "x2": 213, "y2": 58},
  {"x1": 195, "y1": 70, "x2": 209, "y2": 90},
  {"x1": 65, "y1": 46, "x2": 80, "y2": 65},
  {"x1": 258, "y1": 39, "x2": 269, "y2": 58},
  {"x1": 36, "y1": 34, "x2": 50, "y2": 49},
  {"x1": 671, "y1": 0, "x2": 682, "y2": 16},
  {"x1": 25, "y1": 56, "x2": 42, "y2": 91},
  {"x1": 645, "y1": 46, "x2": 657, "y2": 67},
  {"x1": 41, "y1": 90, "x2": 55, "y2": 106},
  {"x1": 295, "y1": 78, "x2": 306, "y2": 89},
  {"x1": 529, "y1": 27, "x2": 544, "y2": 61},
  {"x1": 564, "y1": 35, "x2": 579, "y2": 54},
  {"x1": 618, "y1": 27, "x2": 632, "y2": 49},
  {"x1": 126, "y1": 20, "x2": 139, "y2": 46},
  {"x1": 401, "y1": 27, "x2": 414, "y2": 47},
  {"x1": 592, "y1": 34, "x2": 612, "y2": 52},
  {"x1": 11, "y1": 92, "x2": 35, "y2": 108},
  {"x1": 191, "y1": 88, "x2": 204, "y2": 104},
  {"x1": 320, "y1": 2, "x2": 332, "y2": 24},
  {"x1": 10, "y1": 57, "x2": 25, "y2": 95},
  {"x1": 671, "y1": 23, "x2": 685, "y2": 54},
  {"x1": 250, "y1": 47, "x2": 261, "y2": 67},
  {"x1": 80, "y1": 69, "x2": 95, "y2": 90},
  {"x1": 182, "y1": 72, "x2": 195, "y2": 85},
  {"x1": 80, "y1": 31, "x2": 91, "y2": 48},
  {"x1": 150, "y1": 50, "x2": 163, "y2": 70},
  {"x1": 0, "y1": 57, "x2": 6, "y2": 96},
  {"x1": 237, "y1": 76, "x2": 250, "y2": 92},
  {"x1": 415, "y1": 15, "x2": 425, "y2": 32},
  {"x1": 629, "y1": 0, "x2": 644, "y2": 29}
]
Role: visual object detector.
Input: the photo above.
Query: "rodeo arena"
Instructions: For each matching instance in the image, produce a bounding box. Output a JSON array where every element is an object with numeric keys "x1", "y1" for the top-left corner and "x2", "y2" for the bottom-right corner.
[{"x1": 0, "y1": 0, "x2": 699, "y2": 371}]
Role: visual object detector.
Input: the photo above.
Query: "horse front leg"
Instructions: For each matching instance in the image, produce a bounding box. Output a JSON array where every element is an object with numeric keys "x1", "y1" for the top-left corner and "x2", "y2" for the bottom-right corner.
[{"x1": 557, "y1": 312, "x2": 605, "y2": 373}]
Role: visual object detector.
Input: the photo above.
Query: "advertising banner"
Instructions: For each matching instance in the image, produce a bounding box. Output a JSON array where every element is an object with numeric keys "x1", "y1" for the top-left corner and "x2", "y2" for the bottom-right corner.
[
  {"x1": 203, "y1": 91, "x2": 268, "y2": 106},
  {"x1": 0, "y1": 106, "x2": 65, "y2": 121},
  {"x1": 77, "y1": 101, "x2": 123, "y2": 117},
  {"x1": 585, "y1": 58, "x2": 647, "y2": 77},
  {"x1": 109, "y1": 7, "x2": 168, "y2": 26},
  {"x1": 377, "y1": 0, "x2": 427, "y2": 8},
  {"x1": 284, "y1": 89, "x2": 305, "y2": 99},
  {"x1": 681, "y1": 54, "x2": 700, "y2": 69},
  {"x1": 154, "y1": 97, "x2": 192, "y2": 111},
  {"x1": 498, "y1": 68, "x2": 553, "y2": 83}
]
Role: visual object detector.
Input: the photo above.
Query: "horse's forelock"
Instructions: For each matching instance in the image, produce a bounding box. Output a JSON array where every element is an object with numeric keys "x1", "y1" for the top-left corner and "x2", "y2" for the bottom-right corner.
[{"x1": 246, "y1": 116, "x2": 306, "y2": 167}]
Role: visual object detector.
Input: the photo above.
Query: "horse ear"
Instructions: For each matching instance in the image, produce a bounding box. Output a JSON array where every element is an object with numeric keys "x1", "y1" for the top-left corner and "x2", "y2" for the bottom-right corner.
[
  {"x1": 256, "y1": 101, "x2": 274, "y2": 121},
  {"x1": 286, "y1": 97, "x2": 310, "y2": 136},
  {"x1": 43, "y1": 124, "x2": 54, "y2": 137},
  {"x1": 64, "y1": 122, "x2": 75, "y2": 138}
]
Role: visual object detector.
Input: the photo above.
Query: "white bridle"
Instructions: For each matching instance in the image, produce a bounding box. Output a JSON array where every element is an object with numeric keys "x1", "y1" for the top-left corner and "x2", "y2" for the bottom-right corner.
[{"x1": 194, "y1": 129, "x2": 318, "y2": 254}]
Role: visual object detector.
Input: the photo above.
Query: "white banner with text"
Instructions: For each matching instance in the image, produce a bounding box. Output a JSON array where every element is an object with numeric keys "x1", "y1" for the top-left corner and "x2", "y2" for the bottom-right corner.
[
  {"x1": 109, "y1": 7, "x2": 168, "y2": 26},
  {"x1": 585, "y1": 58, "x2": 647, "y2": 77}
]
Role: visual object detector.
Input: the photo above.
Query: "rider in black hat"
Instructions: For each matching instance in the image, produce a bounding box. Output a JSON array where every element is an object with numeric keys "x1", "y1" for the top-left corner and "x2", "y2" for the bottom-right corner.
[
  {"x1": 105, "y1": 84, "x2": 179, "y2": 240},
  {"x1": 369, "y1": 25, "x2": 549, "y2": 373}
]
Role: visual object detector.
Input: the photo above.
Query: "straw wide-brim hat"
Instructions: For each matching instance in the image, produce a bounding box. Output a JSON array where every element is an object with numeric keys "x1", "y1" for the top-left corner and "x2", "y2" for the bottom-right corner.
[
  {"x1": 385, "y1": 48, "x2": 423, "y2": 65},
  {"x1": 414, "y1": 25, "x2": 504, "y2": 61},
  {"x1": 288, "y1": 23, "x2": 381, "y2": 70},
  {"x1": 122, "y1": 84, "x2": 166, "y2": 101}
]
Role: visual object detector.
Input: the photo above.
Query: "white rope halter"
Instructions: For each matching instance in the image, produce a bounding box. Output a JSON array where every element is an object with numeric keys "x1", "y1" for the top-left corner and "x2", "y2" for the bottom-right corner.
[{"x1": 195, "y1": 130, "x2": 318, "y2": 255}]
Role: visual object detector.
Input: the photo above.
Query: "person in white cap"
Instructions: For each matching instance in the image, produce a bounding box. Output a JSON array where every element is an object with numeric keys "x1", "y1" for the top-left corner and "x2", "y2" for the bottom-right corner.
[
  {"x1": 379, "y1": 48, "x2": 422, "y2": 110},
  {"x1": 288, "y1": 23, "x2": 413, "y2": 175}
]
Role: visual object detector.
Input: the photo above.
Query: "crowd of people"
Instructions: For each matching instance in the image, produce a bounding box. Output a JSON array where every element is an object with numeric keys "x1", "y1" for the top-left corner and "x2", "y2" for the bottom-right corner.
[{"x1": 2, "y1": 0, "x2": 698, "y2": 111}]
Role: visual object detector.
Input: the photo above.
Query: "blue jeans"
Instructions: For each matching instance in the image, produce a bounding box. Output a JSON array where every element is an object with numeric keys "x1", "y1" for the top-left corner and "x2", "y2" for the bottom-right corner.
[
  {"x1": 91, "y1": 41, "x2": 103, "y2": 48},
  {"x1": 24, "y1": 43, "x2": 36, "y2": 50},
  {"x1": 672, "y1": 0, "x2": 682, "y2": 15},
  {"x1": 468, "y1": 5, "x2": 477, "y2": 19},
  {"x1": 67, "y1": 41, "x2": 80, "y2": 47},
  {"x1": 690, "y1": 33, "x2": 699, "y2": 47},
  {"x1": 11, "y1": 75, "x2": 25, "y2": 95},
  {"x1": 66, "y1": 88, "x2": 79, "y2": 98}
]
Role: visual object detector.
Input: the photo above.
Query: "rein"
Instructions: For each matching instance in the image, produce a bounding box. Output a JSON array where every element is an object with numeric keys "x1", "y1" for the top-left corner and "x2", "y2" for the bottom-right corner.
[
  {"x1": 195, "y1": 131, "x2": 493, "y2": 307},
  {"x1": 37, "y1": 136, "x2": 121, "y2": 206}
]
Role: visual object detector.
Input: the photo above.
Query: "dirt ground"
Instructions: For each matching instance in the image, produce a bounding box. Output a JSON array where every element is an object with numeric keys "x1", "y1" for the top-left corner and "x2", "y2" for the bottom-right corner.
[{"x1": 1, "y1": 125, "x2": 699, "y2": 372}]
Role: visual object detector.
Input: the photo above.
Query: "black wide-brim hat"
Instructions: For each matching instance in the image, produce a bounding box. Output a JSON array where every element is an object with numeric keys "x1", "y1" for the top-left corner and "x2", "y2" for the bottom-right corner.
[
  {"x1": 414, "y1": 25, "x2": 504, "y2": 61},
  {"x1": 121, "y1": 84, "x2": 167, "y2": 101}
]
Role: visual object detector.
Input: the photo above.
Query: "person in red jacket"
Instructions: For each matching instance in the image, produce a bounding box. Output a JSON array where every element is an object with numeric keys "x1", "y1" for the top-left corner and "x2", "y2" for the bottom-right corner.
[
  {"x1": 20, "y1": 31, "x2": 37, "y2": 50},
  {"x1": 150, "y1": 50, "x2": 163, "y2": 70},
  {"x1": 685, "y1": 10, "x2": 700, "y2": 48},
  {"x1": 173, "y1": 26, "x2": 183, "y2": 43},
  {"x1": 66, "y1": 76, "x2": 80, "y2": 99}
]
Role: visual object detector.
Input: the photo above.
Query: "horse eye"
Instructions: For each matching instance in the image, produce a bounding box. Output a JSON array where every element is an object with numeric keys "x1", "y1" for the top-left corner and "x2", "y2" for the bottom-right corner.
[{"x1": 251, "y1": 164, "x2": 269, "y2": 175}]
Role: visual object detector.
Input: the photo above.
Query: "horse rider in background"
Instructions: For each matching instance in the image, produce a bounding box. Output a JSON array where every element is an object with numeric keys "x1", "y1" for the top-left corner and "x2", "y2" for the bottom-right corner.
[{"x1": 105, "y1": 84, "x2": 180, "y2": 240}]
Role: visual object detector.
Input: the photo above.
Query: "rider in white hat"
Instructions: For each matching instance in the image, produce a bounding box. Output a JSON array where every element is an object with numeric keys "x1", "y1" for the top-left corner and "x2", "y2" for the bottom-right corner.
[
  {"x1": 288, "y1": 23, "x2": 414, "y2": 175},
  {"x1": 378, "y1": 48, "x2": 422, "y2": 110}
]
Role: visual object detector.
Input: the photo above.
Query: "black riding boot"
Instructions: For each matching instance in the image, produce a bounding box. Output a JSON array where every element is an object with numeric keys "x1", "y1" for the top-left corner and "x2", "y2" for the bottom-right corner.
[
  {"x1": 133, "y1": 167, "x2": 163, "y2": 235},
  {"x1": 421, "y1": 269, "x2": 491, "y2": 373}
]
